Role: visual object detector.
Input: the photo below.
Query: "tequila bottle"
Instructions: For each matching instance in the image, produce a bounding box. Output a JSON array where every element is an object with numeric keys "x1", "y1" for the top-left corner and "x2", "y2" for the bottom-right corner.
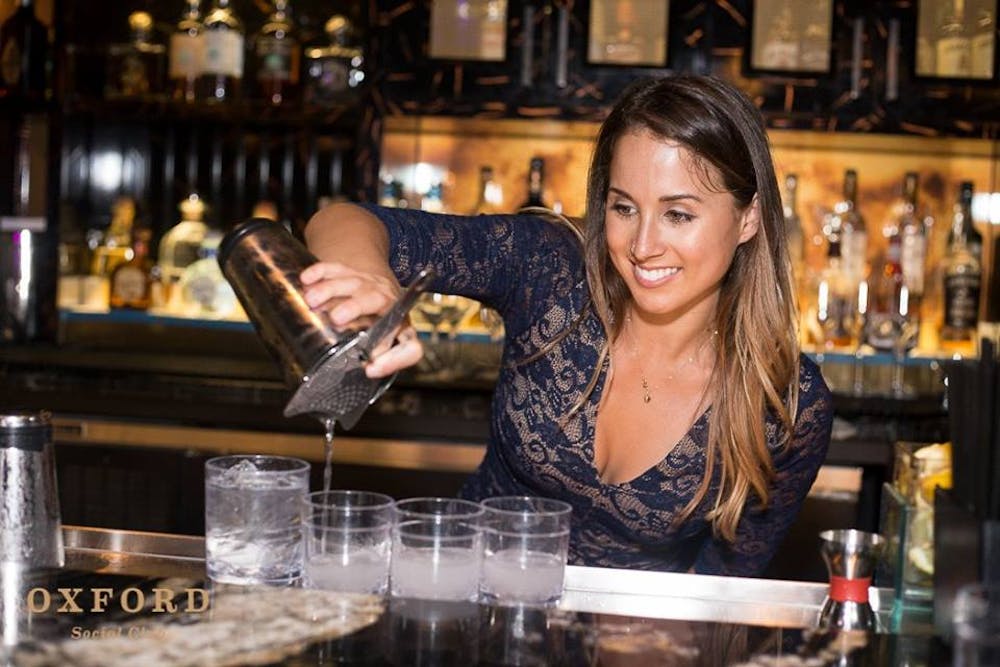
[
  {"x1": 864, "y1": 225, "x2": 909, "y2": 353},
  {"x1": 158, "y1": 193, "x2": 208, "y2": 286},
  {"x1": 109, "y1": 227, "x2": 153, "y2": 310},
  {"x1": 106, "y1": 11, "x2": 167, "y2": 100},
  {"x1": 941, "y1": 184, "x2": 983, "y2": 349},
  {"x1": 814, "y1": 237, "x2": 855, "y2": 349},
  {"x1": 197, "y1": 0, "x2": 244, "y2": 103},
  {"x1": 0, "y1": 0, "x2": 48, "y2": 99},
  {"x1": 169, "y1": 0, "x2": 204, "y2": 103},
  {"x1": 253, "y1": 0, "x2": 299, "y2": 106},
  {"x1": 303, "y1": 15, "x2": 364, "y2": 105},
  {"x1": 897, "y1": 172, "x2": 927, "y2": 331}
]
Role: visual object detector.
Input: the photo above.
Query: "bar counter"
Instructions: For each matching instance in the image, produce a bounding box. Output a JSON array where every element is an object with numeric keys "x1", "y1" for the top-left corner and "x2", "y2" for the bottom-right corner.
[{"x1": 0, "y1": 526, "x2": 949, "y2": 666}]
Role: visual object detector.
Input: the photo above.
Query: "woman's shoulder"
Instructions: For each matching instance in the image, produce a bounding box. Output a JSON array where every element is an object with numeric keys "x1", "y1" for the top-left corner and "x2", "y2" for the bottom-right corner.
[{"x1": 796, "y1": 353, "x2": 833, "y2": 408}]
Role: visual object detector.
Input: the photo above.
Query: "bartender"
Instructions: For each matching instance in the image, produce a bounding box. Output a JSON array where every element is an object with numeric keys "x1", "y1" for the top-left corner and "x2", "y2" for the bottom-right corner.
[{"x1": 300, "y1": 74, "x2": 834, "y2": 576}]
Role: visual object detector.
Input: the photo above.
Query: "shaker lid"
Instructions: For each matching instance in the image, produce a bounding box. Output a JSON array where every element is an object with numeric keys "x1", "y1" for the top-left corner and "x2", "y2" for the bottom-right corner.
[{"x1": 0, "y1": 410, "x2": 51, "y2": 431}]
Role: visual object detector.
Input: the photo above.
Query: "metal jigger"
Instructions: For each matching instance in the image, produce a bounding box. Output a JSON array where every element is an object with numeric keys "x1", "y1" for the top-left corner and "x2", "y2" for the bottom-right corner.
[{"x1": 818, "y1": 529, "x2": 885, "y2": 631}]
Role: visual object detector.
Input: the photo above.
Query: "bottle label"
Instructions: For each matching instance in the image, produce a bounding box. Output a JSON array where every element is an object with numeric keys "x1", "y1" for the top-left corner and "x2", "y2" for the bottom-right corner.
[
  {"x1": 901, "y1": 232, "x2": 926, "y2": 294},
  {"x1": 936, "y1": 36, "x2": 971, "y2": 77},
  {"x1": 971, "y1": 33, "x2": 993, "y2": 78},
  {"x1": 1, "y1": 40, "x2": 22, "y2": 86},
  {"x1": 111, "y1": 266, "x2": 147, "y2": 304},
  {"x1": 841, "y1": 229, "x2": 868, "y2": 286},
  {"x1": 203, "y1": 30, "x2": 244, "y2": 77},
  {"x1": 169, "y1": 33, "x2": 205, "y2": 79},
  {"x1": 256, "y1": 38, "x2": 297, "y2": 82},
  {"x1": 944, "y1": 274, "x2": 981, "y2": 329}
]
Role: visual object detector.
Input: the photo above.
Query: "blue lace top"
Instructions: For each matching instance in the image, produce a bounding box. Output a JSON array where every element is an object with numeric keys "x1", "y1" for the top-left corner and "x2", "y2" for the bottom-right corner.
[{"x1": 364, "y1": 205, "x2": 834, "y2": 576}]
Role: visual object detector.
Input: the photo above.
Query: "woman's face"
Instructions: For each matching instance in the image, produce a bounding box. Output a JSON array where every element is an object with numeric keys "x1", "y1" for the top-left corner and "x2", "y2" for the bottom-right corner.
[{"x1": 605, "y1": 129, "x2": 759, "y2": 323}]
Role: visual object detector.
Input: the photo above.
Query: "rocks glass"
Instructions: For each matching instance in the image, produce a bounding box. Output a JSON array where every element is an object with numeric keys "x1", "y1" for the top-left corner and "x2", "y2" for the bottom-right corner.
[
  {"x1": 480, "y1": 496, "x2": 572, "y2": 606},
  {"x1": 204, "y1": 455, "x2": 310, "y2": 586},
  {"x1": 391, "y1": 498, "x2": 484, "y2": 601},
  {"x1": 301, "y1": 490, "x2": 395, "y2": 595}
]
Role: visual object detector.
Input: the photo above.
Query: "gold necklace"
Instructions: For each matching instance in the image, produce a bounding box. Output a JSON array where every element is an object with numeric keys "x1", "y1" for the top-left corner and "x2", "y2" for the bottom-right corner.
[{"x1": 626, "y1": 315, "x2": 717, "y2": 404}]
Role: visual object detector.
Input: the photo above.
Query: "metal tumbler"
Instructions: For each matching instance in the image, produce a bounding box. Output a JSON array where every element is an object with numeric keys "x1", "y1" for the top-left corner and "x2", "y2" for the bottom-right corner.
[
  {"x1": 218, "y1": 218, "x2": 433, "y2": 429},
  {"x1": 0, "y1": 411, "x2": 64, "y2": 568}
]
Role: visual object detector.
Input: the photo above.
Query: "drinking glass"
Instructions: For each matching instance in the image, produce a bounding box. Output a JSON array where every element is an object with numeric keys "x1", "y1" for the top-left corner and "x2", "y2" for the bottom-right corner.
[
  {"x1": 204, "y1": 455, "x2": 310, "y2": 586},
  {"x1": 480, "y1": 496, "x2": 572, "y2": 606},
  {"x1": 953, "y1": 583, "x2": 1000, "y2": 666},
  {"x1": 391, "y1": 497, "x2": 484, "y2": 601},
  {"x1": 302, "y1": 490, "x2": 395, "y2": 595}
]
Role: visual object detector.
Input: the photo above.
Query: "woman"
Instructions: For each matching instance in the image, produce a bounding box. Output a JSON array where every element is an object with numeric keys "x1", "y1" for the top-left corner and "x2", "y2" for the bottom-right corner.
[{"x1": 301, "y1": 75, "x2": 833, "y2": 576}]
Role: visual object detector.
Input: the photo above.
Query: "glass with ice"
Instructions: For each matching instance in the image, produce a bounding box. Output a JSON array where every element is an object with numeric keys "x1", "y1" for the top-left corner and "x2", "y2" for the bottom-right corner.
[
  {"x1": 391, "y1": 498, "x2": 484, "y2": 602},
  {"x1": 302, "y1": 490, "x2": 395, "y2": 595},
  {"x1": 480, "y1": 496, "x2": 572, "y2": 606},
  {"x1": 204, "y1": 455, "x2": 310, "y2": 586}
]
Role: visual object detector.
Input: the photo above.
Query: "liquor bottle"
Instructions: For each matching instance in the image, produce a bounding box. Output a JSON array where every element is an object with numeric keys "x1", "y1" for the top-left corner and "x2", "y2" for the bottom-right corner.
[
  {"x1": 936, "y1": 0, "x2": 971, "y2": 77},
  {"x1": 109, "y1": 227, "x2": 153, "y2": 310},
  {"x1": 168, "y1": 0, "x2": 205, "y2": 103},
  {"x1": 601, "y1": 0, "x2": 643, "y2": 64},
  {"x1": 946, "y1": 181, "x2": 983, "y2": 264},
  {"x1": 196, "y1": 0, "x2": 244, "y2": 103},
  {"x1": 471, "y1": 165, "x2": 503, "y2": 215},
  {"x1": 828, "y1": 169, "x2": 868, "y2": 292},
  {"x1": 971, "y1": 7, "x2": 995, "y2": 78},
  {"x1": 0, "y1": 0, "x2": 49, "y2": 99},
  {"x1": 105, "y1": 11, "x2": 167, "y2": 100},
  {"x1": 252, "y1": 0, "x2": 299, "y2": 106},
  {"x1": 178, "y1": 230, "x2": 239, "y2": 319},
  {"x1": 158, "y1": 193, "x2": 209, "y2": 287},
  {"x1": 940, "y1": 186, "x2": 983, "y2": 350},
  {"x1": 814, "y1": 236, "x2": 855, "y2": 349},
  {"x1": 897, "y1": 172, "x2": 927, "y2": 331},
  {"x1": 480, "y1": 0, "x2": 506, "y2": 60},
  {"x1": 518, "y1": 156, "x2": 548, "y2": 210},
  {"x1": 783, "y1": 173, "x2": 805, "y2": 292},
  {"x1": 302, "y1": 15, "x2": 365, "y2": 105},
  {"x1": 864, "y1": 227, "x2": 908, "y2": 352},
  {"x1": 90, "y1": 197, "x2": 136, "y2": 278}
]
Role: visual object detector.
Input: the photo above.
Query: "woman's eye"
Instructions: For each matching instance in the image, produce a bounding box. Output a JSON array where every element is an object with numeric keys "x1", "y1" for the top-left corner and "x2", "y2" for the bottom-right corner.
[
  {"x1": 665, "y1": 210, "x2": 694, "y2": 224},
  {"x1": 610, "y1": 202, "x2": 636, "y2": 217}
]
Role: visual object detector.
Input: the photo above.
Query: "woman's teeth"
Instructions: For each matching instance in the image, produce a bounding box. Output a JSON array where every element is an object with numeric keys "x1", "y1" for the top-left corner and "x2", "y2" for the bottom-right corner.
[{"x1": 635, "y1": 266, "x2": 680, "y2": 281}]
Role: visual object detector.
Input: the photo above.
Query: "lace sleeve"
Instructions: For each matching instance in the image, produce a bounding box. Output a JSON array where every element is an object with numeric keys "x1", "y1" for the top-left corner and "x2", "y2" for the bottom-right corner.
[
  {"x1": 357, "y1": 204, "x2": 583, "y2": 340},
  {"x1": 692, "y1": 358, "x2": 834, "y2": 577}
]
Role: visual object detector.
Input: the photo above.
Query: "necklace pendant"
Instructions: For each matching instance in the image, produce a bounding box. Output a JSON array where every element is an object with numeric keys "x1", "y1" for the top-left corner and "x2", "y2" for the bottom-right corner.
[{"x1": 641, "y1": 377, "x2": 651, "y2": 404}]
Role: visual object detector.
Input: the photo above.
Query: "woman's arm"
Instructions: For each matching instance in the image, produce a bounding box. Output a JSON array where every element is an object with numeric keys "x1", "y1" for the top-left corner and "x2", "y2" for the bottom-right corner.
[{"x1": 300, "y1": 202, "x2": 422, "y2": 377}]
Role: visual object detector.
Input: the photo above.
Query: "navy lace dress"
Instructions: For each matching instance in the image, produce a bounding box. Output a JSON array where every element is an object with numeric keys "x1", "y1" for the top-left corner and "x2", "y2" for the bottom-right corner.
[{"x1": 363, "y1": 204, "x2": 834, "y2": 577}]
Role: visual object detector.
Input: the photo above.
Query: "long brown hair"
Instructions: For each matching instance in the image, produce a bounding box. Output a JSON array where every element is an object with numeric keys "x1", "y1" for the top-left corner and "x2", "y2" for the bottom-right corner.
[{"x1": 581, "y1": 75, "x2": 800, "y2": 541}]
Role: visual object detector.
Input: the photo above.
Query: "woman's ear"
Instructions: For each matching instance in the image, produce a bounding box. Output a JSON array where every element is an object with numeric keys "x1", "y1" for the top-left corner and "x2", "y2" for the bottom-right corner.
[{"x1": 737, "y1": 195, "x2": 761, "y2": 244}]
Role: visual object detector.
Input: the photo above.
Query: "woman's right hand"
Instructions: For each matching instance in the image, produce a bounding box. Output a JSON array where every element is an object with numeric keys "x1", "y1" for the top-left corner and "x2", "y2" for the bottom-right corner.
[{"x1": 300, "y1": 261, "x2": 425, "y2": 378}]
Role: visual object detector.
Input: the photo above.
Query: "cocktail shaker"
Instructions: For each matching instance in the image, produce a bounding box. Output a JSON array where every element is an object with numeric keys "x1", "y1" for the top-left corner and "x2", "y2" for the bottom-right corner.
[
  {"x1": 0, "y1": 411, "x2": 64, "y2": 568},
  {"x1": 218, "y1": 218, "x2": 433, "y2": 429},
  {"x1": 818, "y1": 529, "x2": 884, "y2": 632}
]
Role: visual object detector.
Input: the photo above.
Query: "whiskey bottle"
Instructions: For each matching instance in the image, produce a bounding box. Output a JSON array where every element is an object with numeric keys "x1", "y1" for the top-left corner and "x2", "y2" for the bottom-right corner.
[
  {"x1": 169, "y1": 0, "x2": 204, "y2": 103},
  {"x1": 303, "y1": 15, "x2": 365, "y2": 105},
  {"x1": 946, "y1": 181, "x2": 983, "y2": 264},
  {"x1": 0, "y1": 0, "x2": 49, "y2": 99},
  {"x1": 105, "y1": 11, "x2": 167, "y2": 100},
  {"x1": 252, "y1": 0, "x2": 299, "y2": 106},
  {"x1": 940, "y1": 187, "x2": 983, "y2": 349},
  {"x1": 196, "y1": 0, "x2": 244, "y2": 103},
  {"x1": 471, "y1": 165, "x2": 503, "y2": 215},
  {"x1": 90, "y1": 197, "x2": 136, "y2": 278},
  {"x1": 783, "y1": 173, "x2": 805, "y2": 292},
  {"x1": 518, "y1": 157, "x2": 548, "y2": 210},
  {"x1": 897, "y1": 172, "x2": 927, "y2": 330},
  {"x1": 828, "y1": 169, "x2": 868, "y2": 292},
  {"x1": 109, "y1": 227, "x2": 153, "y2": 310}
]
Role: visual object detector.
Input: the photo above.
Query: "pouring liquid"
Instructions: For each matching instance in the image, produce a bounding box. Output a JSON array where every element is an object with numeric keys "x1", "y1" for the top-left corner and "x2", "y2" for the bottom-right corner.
[{"x1": 322, "y1": 418, "x2": 336, "y2": 495}]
